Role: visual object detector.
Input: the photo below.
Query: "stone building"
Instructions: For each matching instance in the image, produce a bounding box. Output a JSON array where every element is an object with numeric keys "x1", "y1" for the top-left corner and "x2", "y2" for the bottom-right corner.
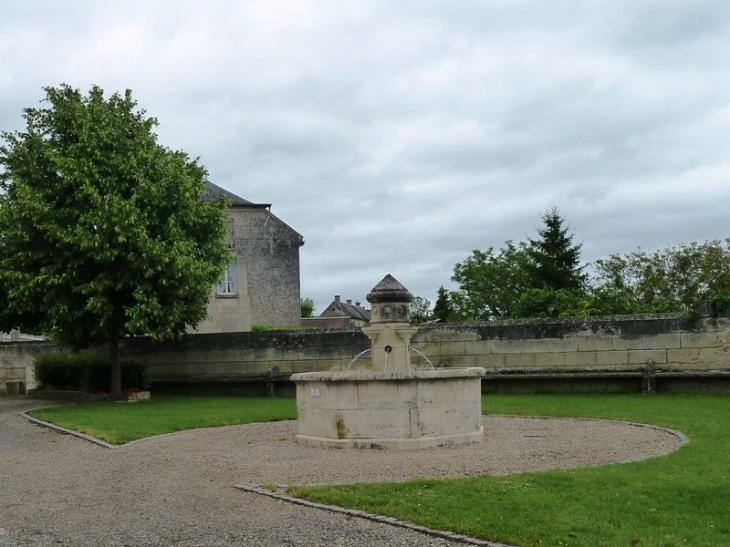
[
  {"x1": 193, "y1": 181, "x2": 304, "y2": 333},
  {"x1": 319, "y1": 295, "x2": 371, "y2": 327}
]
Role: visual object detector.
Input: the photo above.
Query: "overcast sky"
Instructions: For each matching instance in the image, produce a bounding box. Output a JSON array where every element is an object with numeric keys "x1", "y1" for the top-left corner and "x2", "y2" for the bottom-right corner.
[{"x1": 2, "y1": 1, "x2": 729, "y2": 313}]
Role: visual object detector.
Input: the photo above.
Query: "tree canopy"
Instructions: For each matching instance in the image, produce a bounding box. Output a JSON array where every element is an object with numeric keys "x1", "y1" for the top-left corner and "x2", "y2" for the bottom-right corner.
[
  {"x1": 450, "y1": 208, "x2": 588, "y2": 320},
  {"x1": 591, "y1": 240, "x2": 730, "y2": 315},
  {"x1": 0, "y1": 84, "x2": 231, "y2": 392},
  {"x1": 300, "y1": 297, "x2": 316, "y2": 318},
  {"x1": 443, "y1": 208, "x2": 730, "y2": 321},
  {"x1": 409, "y1": 295, "x2": 432, "y2": 324},
  {"x1": 451, "y1": 241, "x2": 532, "y2": 320}
]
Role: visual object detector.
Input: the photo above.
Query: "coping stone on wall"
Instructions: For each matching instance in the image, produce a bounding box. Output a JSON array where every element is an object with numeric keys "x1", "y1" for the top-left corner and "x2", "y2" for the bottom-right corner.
[
  {"x1": 417, "y1": 314, "x2": 706, "y2": 342},
  {"x1": 122, "y1": 329, "x2": 371, "y2": 355}
]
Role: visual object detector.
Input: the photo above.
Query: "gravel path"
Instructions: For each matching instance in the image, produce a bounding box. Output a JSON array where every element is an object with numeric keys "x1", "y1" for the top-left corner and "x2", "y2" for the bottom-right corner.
[{"x1": 0, "y1": 397, "x2": 686, "y2": 547}]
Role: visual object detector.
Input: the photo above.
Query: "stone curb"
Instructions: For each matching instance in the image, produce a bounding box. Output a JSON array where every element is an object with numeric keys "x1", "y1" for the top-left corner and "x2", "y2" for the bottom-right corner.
[
  {"x1": 19, "y1": 411, "x2": 119, "y2": 449},
  {"x1": 232, "y1": 484, "x2": 513, "y2": 547},
  {"x1": 18, "y1": 412, "x2": 249, "y2": 450}
]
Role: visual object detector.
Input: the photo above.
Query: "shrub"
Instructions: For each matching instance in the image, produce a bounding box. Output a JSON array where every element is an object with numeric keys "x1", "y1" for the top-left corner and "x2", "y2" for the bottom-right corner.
[
  {"x1": 35, "y1": 351, "x2": 148, "y2": 393},
  {"x1": 710, "y1": 294, "x2": 730, "y2": 316},
  {"x1": 34, "y1": 353, "x2": 83, "y2": 388}
]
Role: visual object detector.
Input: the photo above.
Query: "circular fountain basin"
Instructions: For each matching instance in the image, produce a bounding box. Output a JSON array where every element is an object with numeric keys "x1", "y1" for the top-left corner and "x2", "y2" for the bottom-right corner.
[{"x1": 290, "y1": 367, "x2": 485, "y2": 449}]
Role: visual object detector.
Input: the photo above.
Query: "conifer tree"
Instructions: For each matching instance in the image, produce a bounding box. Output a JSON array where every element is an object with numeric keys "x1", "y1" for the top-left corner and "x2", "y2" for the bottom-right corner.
[
  {"x1": 431, "y1": 286, "x2": 453, "y2": 321},
  {"x1": 526, "y1": 207, "x2": 586, "y2": 291}
]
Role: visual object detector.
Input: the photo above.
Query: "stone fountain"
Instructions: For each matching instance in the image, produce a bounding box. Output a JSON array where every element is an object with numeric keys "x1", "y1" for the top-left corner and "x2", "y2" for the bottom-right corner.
[{"x1": 290, "y1": 274, "x2": 485, "y2": 449}]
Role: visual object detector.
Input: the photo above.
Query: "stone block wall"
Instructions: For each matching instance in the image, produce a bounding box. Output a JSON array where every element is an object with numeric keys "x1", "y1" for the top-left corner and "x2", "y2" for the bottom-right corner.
[
  {"x1": 4, "y1": 313, "x2": 730, "y2": 394},
  {"x1": 0, "y1": 341, "x2": 55, "y2": 393},
  {"x1": 121, "y1": 314, "x2": 730, "y2": 392},
  {"x1": 193, "y1": 206, "x2": 304, "y2": 334},
  {"x1": 195, "y1": 256, "x2": 253, "y2": 334},
  {"x1": 292, "y1": 368, "x2": 485, "y2": 448},
  {"x1": 412, "y1": 315, "x2": 730, "y2": 373},
  {"x1": 236, "y1": 209, "x2": 303, "y2": 328},
  {"x1": 122, "y1": 330, "x2": 371, "y2": 384}
]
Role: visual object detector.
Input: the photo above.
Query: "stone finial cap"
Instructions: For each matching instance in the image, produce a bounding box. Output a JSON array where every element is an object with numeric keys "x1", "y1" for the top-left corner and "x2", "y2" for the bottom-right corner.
[{"x1": 366, "y1": 274, "x2": 414, "y2": 304}]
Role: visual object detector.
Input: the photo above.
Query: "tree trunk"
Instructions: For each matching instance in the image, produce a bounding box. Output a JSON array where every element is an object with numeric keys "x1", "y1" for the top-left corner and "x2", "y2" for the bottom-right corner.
[{"x1": 110, "y1": 334, "x2": 121, "y2": 394}]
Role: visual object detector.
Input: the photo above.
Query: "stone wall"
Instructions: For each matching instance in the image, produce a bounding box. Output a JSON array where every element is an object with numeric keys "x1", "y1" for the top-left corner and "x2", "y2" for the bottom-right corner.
[
  {"x1": 0, "y1": 341, "x2": 55, "y2": 393},
  {"x1": 122, "y1": 330, "x2": 371, "y2": 384},
  {"x1": 122, "y1": 314, "x2": 730, "y2": 393},
  {"x1": 4, "y1": 314, "x2": 730, "y2": 394},
  {"x1": 232, "y1": 208, "x2": 302, "y2": 328},
  {"x1": 412, "y1": 314, "x2": 730, "y2": 373},
  {"x1": 301, "y1": 317, "x2": 352, "y2": 329},
  {"x1": 194, "y1": 206, "x2": 303, "y2": 334}
]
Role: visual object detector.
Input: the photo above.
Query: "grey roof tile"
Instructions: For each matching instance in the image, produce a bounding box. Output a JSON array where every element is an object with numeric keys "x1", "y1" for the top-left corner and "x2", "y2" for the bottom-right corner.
[{"x1": 203, "y1": 181, "x2": 269, "y2": 207}]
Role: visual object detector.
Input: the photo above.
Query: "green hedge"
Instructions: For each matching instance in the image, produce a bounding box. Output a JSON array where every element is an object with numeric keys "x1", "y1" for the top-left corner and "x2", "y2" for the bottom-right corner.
[
  {"x1": 35, "y1": 352, "x2": 148, "y2": 393},
  {"x1": 710, "y1": 294, "x2": 730, "y2": 316}
]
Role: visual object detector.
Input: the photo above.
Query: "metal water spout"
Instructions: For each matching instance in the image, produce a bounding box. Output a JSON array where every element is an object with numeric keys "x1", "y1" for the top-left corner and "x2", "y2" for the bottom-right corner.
[{"x1": 361, "y1": 274, "x2": 419, "y2": 373}]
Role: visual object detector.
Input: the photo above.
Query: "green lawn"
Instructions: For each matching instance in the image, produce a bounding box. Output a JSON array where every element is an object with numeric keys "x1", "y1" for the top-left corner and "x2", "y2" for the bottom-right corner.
[
  {"x1": 28, "y1": 395, "x2": 296, "y2": 444},
  {"x1": 28, "y1": 393, "x2": 730, "y2": 546},
  {"x1": 289, "y1": 395, "x2": 730, "y2": 547}
]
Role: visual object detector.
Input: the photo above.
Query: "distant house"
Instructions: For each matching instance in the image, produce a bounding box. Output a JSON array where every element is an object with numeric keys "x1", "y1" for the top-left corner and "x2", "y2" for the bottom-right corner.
[
  {"x1": 318, "y1": 295, "x2": 371, "y2": 328},
  {"x1": 193, "y1": 181, "x2": 304, "y2": 333}
]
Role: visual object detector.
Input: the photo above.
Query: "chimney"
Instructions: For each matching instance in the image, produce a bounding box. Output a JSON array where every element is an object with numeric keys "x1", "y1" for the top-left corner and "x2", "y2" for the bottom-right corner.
[
  {"x1": 334, "y1": 295, "x2": 341, "y2": 303},
  {"x1": 346, "y1": 299, "x2": 352, "y2": 304}
]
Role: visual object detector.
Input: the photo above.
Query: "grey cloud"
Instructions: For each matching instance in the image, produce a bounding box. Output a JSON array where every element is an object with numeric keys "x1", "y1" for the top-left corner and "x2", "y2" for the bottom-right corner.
[
  {"x1": 616, "y1": 0, "x2": 730, "y2": 48},
  {"x1": 2, "y1": 0, "x2": 730, "y2": 312}
]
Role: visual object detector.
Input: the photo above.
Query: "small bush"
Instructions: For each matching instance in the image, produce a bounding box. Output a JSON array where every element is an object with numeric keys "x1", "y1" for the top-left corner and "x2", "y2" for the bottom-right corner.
[
  {"x1": 34, "y1": 353, "x2": 82, "y2": 388},
  {"x1": 35, "y1": 351, "x2": 148, "y2": 393},
  {"x1": 710, "y1": 294, "x2": 730, "y2": 316}
]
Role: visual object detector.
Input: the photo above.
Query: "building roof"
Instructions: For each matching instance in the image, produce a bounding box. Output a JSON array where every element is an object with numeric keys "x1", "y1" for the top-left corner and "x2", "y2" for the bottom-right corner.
[
  {"x1": 203, "y1": 181, "x2": 271, "y2": 208},
  {"x1": 320, "y1": 296, "x2": 371, "y2": 321},
  {"x1": 203, "y1": 180, "x2": 305, "y2": 245}
]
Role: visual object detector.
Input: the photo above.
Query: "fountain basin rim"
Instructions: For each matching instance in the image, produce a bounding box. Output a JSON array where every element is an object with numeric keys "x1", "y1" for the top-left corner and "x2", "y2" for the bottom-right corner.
[{"x1": 290, "y1": 367, "x2": 485, "y2": 383}]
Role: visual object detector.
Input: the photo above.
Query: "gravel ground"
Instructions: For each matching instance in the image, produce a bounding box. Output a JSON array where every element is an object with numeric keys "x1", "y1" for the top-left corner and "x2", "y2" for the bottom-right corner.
[{"x1": 0, "y1": 397, "x2": 686, "y2": 547}]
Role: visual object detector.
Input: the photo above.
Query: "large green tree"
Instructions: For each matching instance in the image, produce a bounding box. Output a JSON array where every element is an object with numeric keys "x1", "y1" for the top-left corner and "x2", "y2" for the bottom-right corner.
[
  {"x1": 448, "y1": 209, "x2": 588, "y2": 320},
  {"x1": 0, "y1": 84, "x2": 231, "y2": 393},
  {"x1": 591, "y1": 240, "x2": 730, "y2": 315},
  {"x1": 450, "y1": 241, "x2": 532, "y2": 320}
]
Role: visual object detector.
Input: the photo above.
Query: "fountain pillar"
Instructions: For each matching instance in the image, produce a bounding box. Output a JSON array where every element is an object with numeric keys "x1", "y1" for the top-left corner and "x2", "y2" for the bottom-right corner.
[{"x1": 361, "y1": 274, "x2": 418, "y2": 372}]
